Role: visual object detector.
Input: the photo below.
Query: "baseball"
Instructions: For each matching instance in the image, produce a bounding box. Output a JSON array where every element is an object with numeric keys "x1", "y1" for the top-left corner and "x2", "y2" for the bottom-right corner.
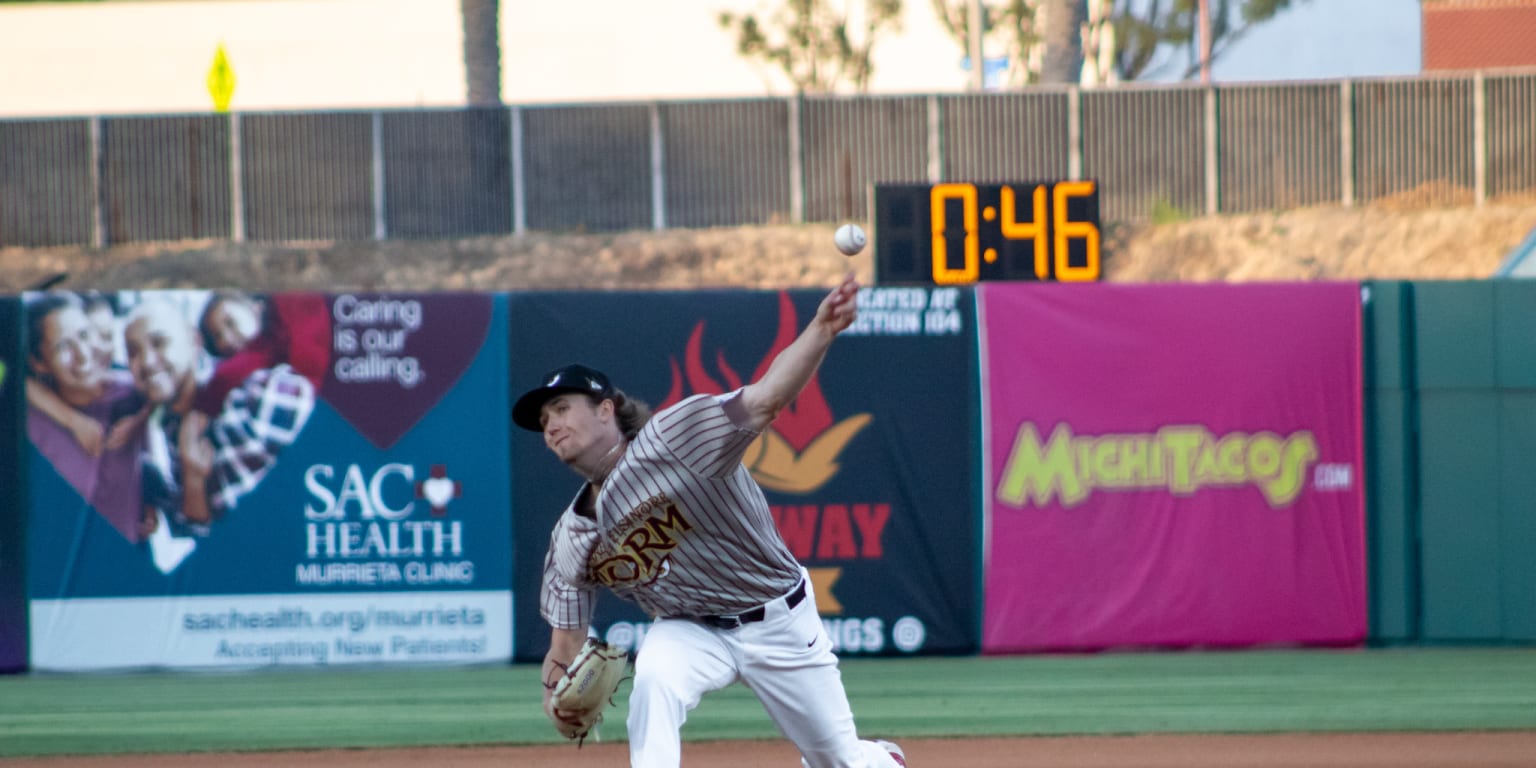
[{"x1": 834, "y1": 223, "x2": 867, "y2": 256}]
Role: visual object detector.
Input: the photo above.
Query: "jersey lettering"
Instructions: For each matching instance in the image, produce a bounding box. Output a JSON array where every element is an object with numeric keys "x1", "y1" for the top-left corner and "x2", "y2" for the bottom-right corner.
[{"x1": 589, "y1": 494, "x2": 693, "y2": 587}]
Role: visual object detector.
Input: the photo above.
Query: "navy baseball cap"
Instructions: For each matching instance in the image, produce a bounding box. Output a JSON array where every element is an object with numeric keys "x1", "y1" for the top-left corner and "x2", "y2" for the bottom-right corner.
[{"x1": 513, "y1": 363, "x2": 616, "y2": 432}]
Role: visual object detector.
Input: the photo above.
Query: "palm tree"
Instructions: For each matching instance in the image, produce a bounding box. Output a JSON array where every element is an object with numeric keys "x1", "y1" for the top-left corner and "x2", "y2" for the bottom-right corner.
[
  {"x1": 1035, "y1": 0, "x2": 1083, "y2": 84},
  {"x1": 460, "y1": 0, "x2": 502, "y2": 105}
]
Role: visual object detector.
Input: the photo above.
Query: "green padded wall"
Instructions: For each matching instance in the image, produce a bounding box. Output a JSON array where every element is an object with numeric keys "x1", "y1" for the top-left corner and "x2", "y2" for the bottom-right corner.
[
  {"x1": 1362, "y1": 281, "x2": 1417, "y2": 642},
  {"x1": 1413, "y1": 280, "x2": 1536, "y2": 643},
  {"x1": 0, "y1": 297, "x2": 25, "y2": 671},
  {"x1": 1498, "y1": 394, "x2": 1536, "y2": 640},
  {"x1": 1494, "y1": 281, "x2": 1536, "y2": 640}
]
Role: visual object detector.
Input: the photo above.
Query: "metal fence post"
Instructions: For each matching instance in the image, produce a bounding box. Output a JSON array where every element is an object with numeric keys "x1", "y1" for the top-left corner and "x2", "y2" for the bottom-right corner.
[
  {"x1": 511, "y1": 105, "x2": 525, "y2": 235},
  {"x1": 650, "y1": 102, "x2": 666, "y2": 231},
  {"x1": 1205, "y1": 86, "x2": 1219, "y2": 215},
  {"x1": 926, "y1": 94, "x2": 942, "y2": 184},
  {"x1": 788, "y1": 94, "x2": 805, "y2": 225},
  {"x1": 1341, "y1": 80, "x2": 1355, "y2": 208},
  {"x1": 229, "y1": 112, "x2": 246, "y2": 242},
  {"x1": 1474, "y1": 71, "x2": 1487, "y2": 207},
  {"x1": 371, "y1": 111, "x2": 387, "y2": 240},
  {"x1": 1068, "y1": 87, "x2": 1083, "y2": 181},
  {"x1": 88, "y1": 116, "x2": 105, "y2": 248}
]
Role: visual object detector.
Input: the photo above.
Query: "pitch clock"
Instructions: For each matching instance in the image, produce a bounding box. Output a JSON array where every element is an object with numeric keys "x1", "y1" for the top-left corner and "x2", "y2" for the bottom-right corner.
[{"x1": 872, "y1": 181, "x2": 1102, "y2": 285}]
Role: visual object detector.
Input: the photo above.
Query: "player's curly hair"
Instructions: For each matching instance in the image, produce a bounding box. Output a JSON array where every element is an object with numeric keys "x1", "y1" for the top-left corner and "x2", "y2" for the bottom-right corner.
[{"x1": 609, "y1": 389, "x2": 652, "y2": 440}]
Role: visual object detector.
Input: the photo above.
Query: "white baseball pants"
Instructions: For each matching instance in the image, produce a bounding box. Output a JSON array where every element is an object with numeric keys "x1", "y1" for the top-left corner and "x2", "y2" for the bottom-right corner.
[{"x1": 626, "y1": 578, "x2": 896, "y2": 768}]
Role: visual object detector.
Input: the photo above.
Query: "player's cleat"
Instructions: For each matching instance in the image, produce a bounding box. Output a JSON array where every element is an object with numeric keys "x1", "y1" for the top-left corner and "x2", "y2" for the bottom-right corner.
[{"x1": 874, "y1": 739, "x2": 907, "y2": 767}]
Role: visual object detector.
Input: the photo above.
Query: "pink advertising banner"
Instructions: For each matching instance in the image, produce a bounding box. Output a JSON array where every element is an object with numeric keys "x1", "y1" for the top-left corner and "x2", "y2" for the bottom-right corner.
[{"x1": 979, "y1": 282, "x2": 1366, "y2": 653}]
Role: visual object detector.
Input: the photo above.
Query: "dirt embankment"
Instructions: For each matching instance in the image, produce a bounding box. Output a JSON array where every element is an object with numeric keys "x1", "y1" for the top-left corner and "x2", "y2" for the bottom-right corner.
[{"x1": 2, "y1": 195, "x2": 1534, "y2": 293}]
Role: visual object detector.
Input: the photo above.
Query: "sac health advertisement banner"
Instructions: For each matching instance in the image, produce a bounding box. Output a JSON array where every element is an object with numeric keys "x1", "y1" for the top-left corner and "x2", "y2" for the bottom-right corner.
[
  {"x1": 24, "y1": 290, "x2": 512, "y2": 671},
  {"x1": 509, "y1": 287, "x2": 979, "y2": 661},
  {"x1": 0, "y1": 297, "x2": 26, "y2": 672},
  {"x1": 979, "y1": 282, "x2": 1366, "y2": 652}
]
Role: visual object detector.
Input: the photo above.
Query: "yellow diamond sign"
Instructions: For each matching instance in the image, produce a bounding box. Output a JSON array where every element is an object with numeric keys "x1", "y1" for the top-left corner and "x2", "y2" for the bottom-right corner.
[{"x1": 207, "y1": 43, "x2": 236, "y2": 113}]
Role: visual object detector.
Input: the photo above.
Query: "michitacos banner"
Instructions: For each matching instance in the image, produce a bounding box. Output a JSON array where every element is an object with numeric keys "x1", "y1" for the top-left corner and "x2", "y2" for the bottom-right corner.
[
  {"x1": 979, "y1": 282, "x2": 1366, "y2": 652},
  {"x1": 24, "y1": 291, "x2": 512, "y2": 671},
  {"x1": 508, "y1": 287, "x2": 980, "y2": 662}
]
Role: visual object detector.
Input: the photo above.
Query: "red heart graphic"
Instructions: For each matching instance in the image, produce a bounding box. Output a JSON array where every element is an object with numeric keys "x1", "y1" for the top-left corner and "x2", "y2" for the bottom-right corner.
[{"x1": 320, "y1": 293, "x2": 494, "y2": 449}]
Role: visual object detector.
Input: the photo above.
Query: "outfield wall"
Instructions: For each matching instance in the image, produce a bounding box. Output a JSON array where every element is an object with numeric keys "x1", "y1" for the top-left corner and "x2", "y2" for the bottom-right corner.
[
  {"x1": 978, "y1": 283, "x2": 1366, "y2": 653},
  {"x1": 0, "y1": 279, "x2": 1529, "y2": 673},
  {"x1": 1366, "y1": 280, "x2": 1536, "y2": 645},
  {"x1": 0, "y1": 298, "x2": 25, "y2": 673},
  {"x1": 20, "y1": 291, "x2": 513, "y2": 671},
  {"x1": 506, "y1": 289, "x2": 982, "y2": 661}
]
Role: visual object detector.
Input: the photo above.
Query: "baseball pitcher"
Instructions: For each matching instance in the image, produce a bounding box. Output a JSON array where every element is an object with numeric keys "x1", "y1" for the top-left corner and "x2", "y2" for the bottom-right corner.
[{"x1": 518, "y1": 272, "x2": 906, "y2": 768}]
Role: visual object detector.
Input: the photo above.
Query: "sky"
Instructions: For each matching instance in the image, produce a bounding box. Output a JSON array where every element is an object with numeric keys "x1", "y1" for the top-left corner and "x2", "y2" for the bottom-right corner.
[
  {"x1": 1203, "y1": 0, "x2": 1422, "y2": 83},
  {"x1": 956, "y1": 0, "x2": 1424, "y2": 89}
]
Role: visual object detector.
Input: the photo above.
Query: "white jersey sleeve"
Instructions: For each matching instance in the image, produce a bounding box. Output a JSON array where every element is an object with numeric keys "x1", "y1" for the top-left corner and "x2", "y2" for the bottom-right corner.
[
  {"x1": 651, "y1": 391, "x2": 759, "y2": 479},
  {"x1": 539, "y1": 508, "x2": 600, "y2": 630}
]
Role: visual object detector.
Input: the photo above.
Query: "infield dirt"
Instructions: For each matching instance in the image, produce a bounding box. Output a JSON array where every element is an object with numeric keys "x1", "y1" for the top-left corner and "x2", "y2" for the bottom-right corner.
[{"x1": 9, "y1": 732, "x2": 1536, "y2": 767}]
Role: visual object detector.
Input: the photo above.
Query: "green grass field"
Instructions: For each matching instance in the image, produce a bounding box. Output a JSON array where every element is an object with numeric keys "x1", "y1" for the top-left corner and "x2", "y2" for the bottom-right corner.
[{"x1": 3, "y1": 647, "x2": 1535, "y2": 757}]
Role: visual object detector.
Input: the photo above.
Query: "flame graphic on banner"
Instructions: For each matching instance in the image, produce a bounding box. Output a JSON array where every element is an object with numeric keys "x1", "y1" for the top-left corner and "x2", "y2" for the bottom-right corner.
[{"x1": 660, "y1": 293, "x2": 871, "y2": 494}]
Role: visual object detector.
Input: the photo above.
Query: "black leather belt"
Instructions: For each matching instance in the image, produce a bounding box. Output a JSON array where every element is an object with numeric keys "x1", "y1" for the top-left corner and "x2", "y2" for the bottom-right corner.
[{"x1": 695, "y1": 579, "x2": 807, "y2": 630}]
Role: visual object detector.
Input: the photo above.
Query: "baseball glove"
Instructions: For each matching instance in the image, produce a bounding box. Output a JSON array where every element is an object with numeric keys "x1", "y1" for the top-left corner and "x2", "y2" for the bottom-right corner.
[{"x1": 547, "y1": 637, "x2": 629, "y2": 743}]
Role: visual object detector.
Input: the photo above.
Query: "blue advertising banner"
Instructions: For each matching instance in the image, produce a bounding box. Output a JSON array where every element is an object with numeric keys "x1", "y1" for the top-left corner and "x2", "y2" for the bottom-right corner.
[
  {"x1": 509, "y1": 287, "x2": 980, "y2": 662},
  {"x1": 24, "y1": 291, "x2": 512, "y2": 671},
  {"x1": 0, "y1": 296, "x2": 26, "y2": 673}
]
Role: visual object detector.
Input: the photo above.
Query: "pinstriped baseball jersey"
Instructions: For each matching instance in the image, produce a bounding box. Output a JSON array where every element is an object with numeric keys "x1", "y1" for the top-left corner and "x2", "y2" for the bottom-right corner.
[{"x1": 540, "y1": 391, "x2": 802, "y2": 629}]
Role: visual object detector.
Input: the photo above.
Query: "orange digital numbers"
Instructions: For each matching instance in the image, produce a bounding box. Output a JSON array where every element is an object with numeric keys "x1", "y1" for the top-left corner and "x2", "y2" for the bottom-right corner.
[
  {"x1": 1000, "y1": 184, "x2": 1049, "y2": 279},
  {"x1": 1052, "y1": 180, "x2": 1100, "y2": 282},
  {"x1": 930, "y1": 183, "x2": 979, "y2": 285},
  {"x1": 876, "y1": 180, "x2": 1101, "y2": 285}
]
